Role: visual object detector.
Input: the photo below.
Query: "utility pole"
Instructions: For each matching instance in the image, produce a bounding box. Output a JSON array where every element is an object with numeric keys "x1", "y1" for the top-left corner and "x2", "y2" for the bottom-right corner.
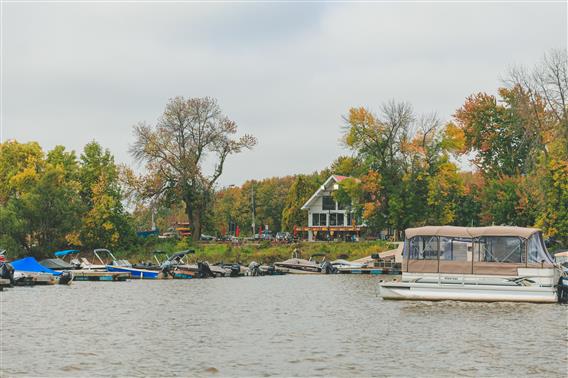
[{"x1": 251, "y1": 183, "x2": 256, "y2": 237}]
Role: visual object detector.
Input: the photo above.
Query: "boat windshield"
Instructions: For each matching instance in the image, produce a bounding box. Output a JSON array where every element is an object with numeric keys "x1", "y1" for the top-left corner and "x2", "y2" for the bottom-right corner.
[{"x1": 527, "y1": 232, "x2": 554, "y2": 264}]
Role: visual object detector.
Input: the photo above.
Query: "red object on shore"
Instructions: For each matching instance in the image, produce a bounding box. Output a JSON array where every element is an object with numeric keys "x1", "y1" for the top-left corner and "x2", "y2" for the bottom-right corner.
[{"x1": 236, "y1": 225, "x2": 240, "y2": 237}]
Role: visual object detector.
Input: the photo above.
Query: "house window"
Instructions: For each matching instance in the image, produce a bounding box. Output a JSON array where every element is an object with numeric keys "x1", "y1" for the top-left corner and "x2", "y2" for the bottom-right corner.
[
  {"x1": 312, "y1": 213, "x2": 319, "y2": 226},
  {"x1": 312, "y1": 213, "x2": 327, "y2": 226},
  {"x1": 347, "y1": 213, "x2": 352, "y2": 226},
  {"x1": 322, "y1": 196, "x2": 335, "y2": 210},
  {"x1": 330, "y1": 213, "x2": 337, "y2": 226},
  {"x1": 337, "y1": 213, "x2": 344, "y2": 226}
]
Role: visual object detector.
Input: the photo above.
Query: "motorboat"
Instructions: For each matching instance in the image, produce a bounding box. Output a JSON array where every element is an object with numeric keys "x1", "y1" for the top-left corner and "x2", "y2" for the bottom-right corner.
[
  {"x1": 0, "y1": 250, "x2": 14, "y2": 287},
  {"x1": 379, "y1": 226, "x2": 568, "y2": 303},
  {"x1": 247, "y1": 262, "x2": 288, "y2": 276},
  {"x1": 274, "y1": 253, "x2": 337, "y2": 274},
  {"x1": 94, "y1": 249, "x2": 162, "y2": 279},
  {"x1": 10, "y1": 256, "x2": 73, "y2": 285},
  {"x1": 159, "y1": 251, "x2": 235, "y2": 278},
  {"x1": 331, "y1": 259, "x2": 368, "y2": 269},
  {"x1": 135, "y1": 250, "x2": 195, "y2": 279},
  {"x1": 40, "y1": 250, "x2": 130, "y2": 281}
]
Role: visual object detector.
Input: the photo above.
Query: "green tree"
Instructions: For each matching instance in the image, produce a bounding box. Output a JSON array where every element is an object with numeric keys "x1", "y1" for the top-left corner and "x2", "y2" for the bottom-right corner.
[
  {"x1": 79, "y1": 141, "x2": 133, "y2": 249},
  {"x1": 281, "y1": 174, "x2": 320, "y2": 231}
]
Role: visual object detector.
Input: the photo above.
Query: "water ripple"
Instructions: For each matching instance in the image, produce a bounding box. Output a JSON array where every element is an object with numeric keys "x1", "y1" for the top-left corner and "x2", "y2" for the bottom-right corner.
[{"x1": 1, "y1": 275, "x2": 567, "y2": 376}]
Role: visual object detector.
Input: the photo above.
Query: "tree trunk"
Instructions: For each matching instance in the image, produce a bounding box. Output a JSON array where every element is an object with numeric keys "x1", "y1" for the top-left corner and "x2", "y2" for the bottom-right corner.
[
  {"x1": 191, "y1": 210, "x2": 202, "y2": 242},
  {"x1": 184, "y1": 198, "x2": 195, "y2": 237}
]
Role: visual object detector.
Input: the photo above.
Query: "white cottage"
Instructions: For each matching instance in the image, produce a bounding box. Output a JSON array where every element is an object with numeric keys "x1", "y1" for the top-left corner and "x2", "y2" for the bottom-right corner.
[{"x1": 298, "y1": 175, "x2": 365, "y2": 241}]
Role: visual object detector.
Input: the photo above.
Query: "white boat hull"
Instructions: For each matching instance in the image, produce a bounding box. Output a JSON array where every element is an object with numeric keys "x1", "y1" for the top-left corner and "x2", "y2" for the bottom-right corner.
[{"x1": 380, "y1": 281, "x2": 557, "y2": 303}]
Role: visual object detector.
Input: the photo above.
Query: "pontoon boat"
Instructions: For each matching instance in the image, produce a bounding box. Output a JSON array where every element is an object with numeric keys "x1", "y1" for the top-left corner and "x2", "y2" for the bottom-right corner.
[{"x1": 379, "y1": 226, "x2": 568, "y2": 303}]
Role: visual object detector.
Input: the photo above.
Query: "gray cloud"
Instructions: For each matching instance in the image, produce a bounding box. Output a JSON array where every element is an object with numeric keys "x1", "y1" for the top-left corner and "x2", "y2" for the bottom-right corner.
[{"x1": 3, "y1": 2, "x2": 566, "y2": 186}]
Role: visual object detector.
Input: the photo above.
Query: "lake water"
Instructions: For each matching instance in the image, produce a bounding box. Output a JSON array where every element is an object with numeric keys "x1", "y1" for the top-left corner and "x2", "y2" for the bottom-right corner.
[{"x1": 1, "y1": 275, "x2": 567, "y2": 377}]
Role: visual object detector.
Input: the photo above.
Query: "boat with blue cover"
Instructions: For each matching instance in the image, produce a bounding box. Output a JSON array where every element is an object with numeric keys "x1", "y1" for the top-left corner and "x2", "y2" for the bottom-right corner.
[{"x1": 10, "y1": 256, "x2": 73, "y2": 285}]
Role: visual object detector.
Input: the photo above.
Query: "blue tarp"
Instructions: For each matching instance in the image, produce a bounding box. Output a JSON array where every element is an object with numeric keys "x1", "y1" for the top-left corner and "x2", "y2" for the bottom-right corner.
[
  {"x1": 54, "y1": 249, "x2": 80, "y2": 257},
  {"x1": 10, "y1": 257, "x2": 62, "y2": 276}
]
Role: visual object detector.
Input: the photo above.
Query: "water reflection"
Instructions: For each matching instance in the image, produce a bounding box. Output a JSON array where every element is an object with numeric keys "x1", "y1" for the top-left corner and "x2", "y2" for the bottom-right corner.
[{"x1": 1, "y1": 275, "x2": 566, "y2": 376}]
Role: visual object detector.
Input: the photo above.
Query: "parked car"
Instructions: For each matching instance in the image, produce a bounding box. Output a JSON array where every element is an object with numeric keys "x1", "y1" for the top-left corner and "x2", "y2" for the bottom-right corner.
[
  {"x1": 275, "y1": 232, "x2": 292, "y2": 242},
  {"x1": 254, "y1": 230, "x2": 274, "y2": 241}
]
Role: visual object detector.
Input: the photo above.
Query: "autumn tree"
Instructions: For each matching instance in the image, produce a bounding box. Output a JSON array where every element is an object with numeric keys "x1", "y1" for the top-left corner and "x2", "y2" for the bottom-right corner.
[
  {"x1": 281, "y1": 174, "x2": 322, "y2": 231},
  {"x1": 0, "y1": 141, "x2": 83, "y2": 257},
  {"x1": 77, "y1": 141, "x2": 133, "y2": 249},
  {"x1": 130, "y1": 97, "x2": 256, "y2": 241}
]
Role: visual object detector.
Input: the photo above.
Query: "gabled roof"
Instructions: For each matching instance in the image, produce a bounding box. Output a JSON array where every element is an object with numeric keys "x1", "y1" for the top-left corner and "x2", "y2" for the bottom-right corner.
[{"x1": 301, "y1": 175, "x2": 353, "y2": 210}]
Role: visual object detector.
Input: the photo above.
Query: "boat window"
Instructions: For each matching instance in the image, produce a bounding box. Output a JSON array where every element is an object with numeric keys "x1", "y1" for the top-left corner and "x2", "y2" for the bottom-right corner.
[
  {"x1": 439, "y1": 237, "x2": 471, "y2": 261},
  {"x1": 527, "y1": 233, "x2": 554, "y2": 264},
  {"x1": 408, "y1": 236, "x2": 438, "y2": 260},
  {"x1": 478, "y1": 237, "x2": 525, "y2": 263}
]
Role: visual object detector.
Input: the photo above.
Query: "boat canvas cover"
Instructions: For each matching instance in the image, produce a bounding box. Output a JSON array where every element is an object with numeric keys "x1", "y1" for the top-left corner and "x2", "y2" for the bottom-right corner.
[
  {"x1": 10, "y1": 257, "x2": 62, "y2": 276},
  {"x1": 40, "y1": 258, "x2": 75, "y2": 270},
  {"x1": 405, "y1": 226, "x2": 540, "y2": 239},
  {"x1": 54, "y1": 249, "x2": 80, "y2": 257}
]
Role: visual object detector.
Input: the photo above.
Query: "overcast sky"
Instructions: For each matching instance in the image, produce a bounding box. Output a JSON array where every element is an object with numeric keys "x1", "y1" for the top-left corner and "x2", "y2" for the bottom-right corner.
[{"x1": 2, "y1": 2, "x2": 566, "y2": 186}]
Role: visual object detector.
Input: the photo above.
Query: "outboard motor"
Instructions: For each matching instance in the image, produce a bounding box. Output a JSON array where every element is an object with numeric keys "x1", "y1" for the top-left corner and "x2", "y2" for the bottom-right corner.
[
  {"x1": 58, "y1": 271, "x2": 73, "y2": 285},
  {"x1": 321, "y1": 261, "x2": 338, "y2": 274},
  {"x1": 229, "y1": 264, "x2": 241, "y2": 277},
  {"x1": 0, "y1": 262, "x2": 14, "y2": 285},
  {"x1": 557, "y1": 276, "x2": 568, "y2": 304},
  {"x1": 197, "y1": 262, "x2": 215, "y2": 278},
  {"x1": 249, "y1": 262, "x2": 261, "y2": 276},
  {"x1": 160, "y1": 260, "x2": 175, "y2": 278}
]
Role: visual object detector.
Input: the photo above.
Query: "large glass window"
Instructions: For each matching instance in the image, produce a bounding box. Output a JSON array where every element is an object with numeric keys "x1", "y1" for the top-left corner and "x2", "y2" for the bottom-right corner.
[
  {"x1": 312, "y1": 213, "x2": 319, "y2": 226},
  {"x1": 329, "y1": 213, "x2": 337, "y2": 226},
  {"x1": 313, "y1": 213, "x2": 327, "y2": 226},
  {"x1": 337, "y1": 213, "x2": 344, "y2": 226},
  {"x1": 478, "y1": 237, "x2": 525, "y2": 263},
  {"x1": 322, "y1": 196, "x2": 335, "y2": 210},
  {"x1": 346, "y1": 213, "x2": 352, "y2": 226},
  {"x1": 409, "y1": 236, "x2": 438, "y2": 260}
]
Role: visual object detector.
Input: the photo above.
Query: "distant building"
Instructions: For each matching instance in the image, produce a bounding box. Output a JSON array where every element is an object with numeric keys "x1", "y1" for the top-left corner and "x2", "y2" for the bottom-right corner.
[{"x1": 297, "y1": 175, "x2": 365, "y2": 241}]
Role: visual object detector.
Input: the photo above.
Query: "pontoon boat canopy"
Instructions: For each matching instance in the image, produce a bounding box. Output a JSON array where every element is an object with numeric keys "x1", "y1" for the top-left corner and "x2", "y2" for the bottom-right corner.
[{"x1": 405, "y1": 226, "x2": 540, "y2": 239}]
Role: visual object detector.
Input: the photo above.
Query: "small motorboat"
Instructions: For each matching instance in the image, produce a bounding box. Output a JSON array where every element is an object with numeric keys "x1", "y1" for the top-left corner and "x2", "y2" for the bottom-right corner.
[
  {"x1": 248, "y1": 262, "x2": 288, "y2": 276},
  {"x1": 274, "y1": 252, "x2": 337, "y2": 274},
  {"x1": 40, "y1": 250, "x2": 130, "y2": 281},
  {"x1": 94, "y1": 249, "x2": 161, "y2": 279},
  {"x1": 0, "y1": 250, "x2": 14, "y2": 289},
  {"x1": 331, "y1": 259, "x2": 367, "y2": 269},
  {"x1": 10, "y1": 256, "x2": 73, "y2": 285},
  {"x1": 143, "y1": 250, "x2": 194, "y2": 279}
]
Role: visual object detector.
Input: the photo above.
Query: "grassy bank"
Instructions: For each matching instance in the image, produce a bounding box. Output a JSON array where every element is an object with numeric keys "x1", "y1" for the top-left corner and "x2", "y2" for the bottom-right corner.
[{"x1": 116, "y1": 239, "x2": 396, "y2": 265}]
